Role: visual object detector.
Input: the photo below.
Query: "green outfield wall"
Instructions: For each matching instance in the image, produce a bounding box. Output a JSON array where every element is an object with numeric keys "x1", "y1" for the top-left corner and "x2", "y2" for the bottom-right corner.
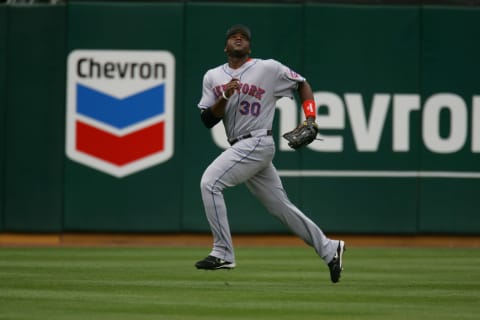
[
  {"x1": 0, "y1": 2, "x2": 479, "y2": 234},
  {"x1": 2, "y1": 5, "x2": 65, "y2": 231},
  {"x1": 0, "y1": 5, "x2": 6, "y2": 231}
]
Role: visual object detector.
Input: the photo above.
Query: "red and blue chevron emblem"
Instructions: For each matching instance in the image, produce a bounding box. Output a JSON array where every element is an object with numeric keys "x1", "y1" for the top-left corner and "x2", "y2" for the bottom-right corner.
[
  {"x1": 66, "y1": 50, "x2": 175, "y2": 177},
  {"x1": 75, "y1": 83, "x2": 166, "y2": 165}
]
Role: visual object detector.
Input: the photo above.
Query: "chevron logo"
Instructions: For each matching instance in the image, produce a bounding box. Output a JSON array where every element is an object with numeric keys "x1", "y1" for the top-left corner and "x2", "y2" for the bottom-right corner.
[{"x1": 66, "y1": 50, "x2": 175, "y2": 177}]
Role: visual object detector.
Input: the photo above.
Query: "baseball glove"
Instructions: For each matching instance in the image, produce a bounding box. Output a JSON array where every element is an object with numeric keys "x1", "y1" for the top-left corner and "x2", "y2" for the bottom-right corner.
[{"x1": 283, "y1": 118, "x2": 319, "y2": 150}]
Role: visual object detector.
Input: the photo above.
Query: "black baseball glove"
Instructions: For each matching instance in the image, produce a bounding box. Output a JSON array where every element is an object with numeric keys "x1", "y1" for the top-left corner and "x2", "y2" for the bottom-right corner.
[{"x1": 282, "y1": 118, "x2": 319, "y2": 150}]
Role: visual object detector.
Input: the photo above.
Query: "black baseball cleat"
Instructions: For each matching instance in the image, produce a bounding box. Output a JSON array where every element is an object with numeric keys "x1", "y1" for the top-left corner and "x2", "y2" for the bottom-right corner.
[
  {"x1": 195, "y1": 255, "x2": 236, "y2": 270},
  {"x1": 328, "y1": 240, "x2": 346, "y2": 283}
]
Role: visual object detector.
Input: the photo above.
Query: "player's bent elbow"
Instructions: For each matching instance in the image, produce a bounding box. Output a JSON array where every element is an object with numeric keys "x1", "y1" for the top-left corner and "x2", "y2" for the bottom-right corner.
[{"x1": 200, "y1": 108, "x2": 222, "y2": 128}]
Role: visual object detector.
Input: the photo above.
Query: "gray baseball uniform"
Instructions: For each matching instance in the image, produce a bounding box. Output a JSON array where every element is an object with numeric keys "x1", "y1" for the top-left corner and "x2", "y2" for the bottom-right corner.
[{"x1": 198, "y1": 58, "x2": 338, "y2": 265}]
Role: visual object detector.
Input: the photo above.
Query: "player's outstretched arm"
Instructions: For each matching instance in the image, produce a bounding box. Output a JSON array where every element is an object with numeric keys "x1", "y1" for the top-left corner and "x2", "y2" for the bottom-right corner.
[
  {"x1": 297, "y1": 81, "x2": 316, "y2": 121},
  {"x1": 297, "y1": 80, "x2": 314, "y2": 104}
]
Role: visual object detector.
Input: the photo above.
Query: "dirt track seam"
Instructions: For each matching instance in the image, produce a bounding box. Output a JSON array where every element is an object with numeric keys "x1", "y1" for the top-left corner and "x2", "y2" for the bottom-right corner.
[{"x1": 1, "y1": 233, "x2": 479, "y2": 247}]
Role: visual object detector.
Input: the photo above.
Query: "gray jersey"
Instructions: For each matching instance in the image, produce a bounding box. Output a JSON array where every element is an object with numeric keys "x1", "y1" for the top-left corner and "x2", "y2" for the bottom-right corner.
[
  {"x1": 197, "y1": 57, "x2": 341, "y2": 272},
  {"x1": 198, "y1": 58, "x2": 306, "y2": 140}
]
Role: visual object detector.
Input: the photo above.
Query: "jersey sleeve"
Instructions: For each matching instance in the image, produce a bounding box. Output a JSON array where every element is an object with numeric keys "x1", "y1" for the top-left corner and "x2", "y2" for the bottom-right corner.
[
  {"x1": 197, "y1": 71, "x2": 217, "y2": 110},
  {"x1": 270, "y1": 59, "x2": 306, "y2": 99}
]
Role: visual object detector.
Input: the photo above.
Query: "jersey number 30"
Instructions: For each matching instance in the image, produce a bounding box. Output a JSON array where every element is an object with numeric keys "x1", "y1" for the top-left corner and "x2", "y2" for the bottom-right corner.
[{"x1": 239, "y1": 100, "x2": 261, "y2": 117}]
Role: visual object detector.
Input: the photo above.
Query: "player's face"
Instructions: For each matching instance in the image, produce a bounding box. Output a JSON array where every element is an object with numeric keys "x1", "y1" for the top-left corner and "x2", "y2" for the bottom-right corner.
[{"x1": 224, "y1": 32, "x2": 251, "y2": 58}]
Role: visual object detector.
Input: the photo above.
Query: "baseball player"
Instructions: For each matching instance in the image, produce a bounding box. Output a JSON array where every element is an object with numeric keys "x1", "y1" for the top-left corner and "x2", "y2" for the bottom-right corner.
[{"x1": 195, "y1": 24, "x2": 346, "y2": 283}]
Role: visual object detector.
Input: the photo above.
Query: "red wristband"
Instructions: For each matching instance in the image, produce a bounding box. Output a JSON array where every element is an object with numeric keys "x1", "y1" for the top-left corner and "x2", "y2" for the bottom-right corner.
[{"x1": 302, "y1": 99, "x2": 316, "y2": 119}]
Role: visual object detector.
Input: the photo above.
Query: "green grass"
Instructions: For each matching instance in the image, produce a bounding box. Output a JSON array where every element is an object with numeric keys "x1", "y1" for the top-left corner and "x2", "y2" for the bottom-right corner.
[{"x1": 0, "y1": 246, "x2": 479, "y2": 319}]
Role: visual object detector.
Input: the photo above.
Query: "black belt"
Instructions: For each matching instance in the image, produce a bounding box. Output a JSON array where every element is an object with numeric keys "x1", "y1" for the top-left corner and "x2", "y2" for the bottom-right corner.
[{"x1": 228, "y1": 130, "x2": 272, "y2": 146}]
